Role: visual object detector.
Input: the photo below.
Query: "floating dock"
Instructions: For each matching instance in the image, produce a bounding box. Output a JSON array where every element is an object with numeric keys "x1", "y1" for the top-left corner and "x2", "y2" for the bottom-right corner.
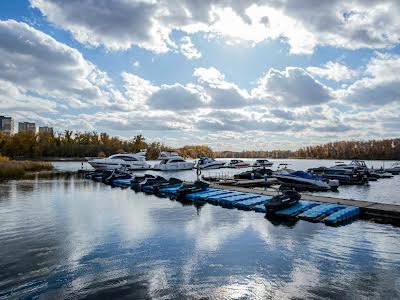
[
  {"x1": 211, "y1": 184, "x2": 400, "y2": 225},
  {"x1": 82, "y1": 171, "x2": 400, "y2": 226}
]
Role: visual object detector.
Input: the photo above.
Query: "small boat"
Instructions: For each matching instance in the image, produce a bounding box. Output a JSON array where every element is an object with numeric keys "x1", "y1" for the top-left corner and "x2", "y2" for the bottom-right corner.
[
  {"x1": 368, "y1": 170, "x2": 393, "y2": 179},
  {"x1": 226, "y1": 159, "x2": 250, "y2": 168},
  {"x1": 131, "y1": 174, "x2": 160, "y2": 191},
  {"x1": 275, "y1": 171, "x2": 339, "y2": 191},
  {"x1": 149, "y1": 178, "x2": 183, "y2": 195},
  {"x1": 385, "y1": 162, "x2": 400, "y2": 175},
  {"x1": 196, "y1": 157, "x2": 226, "y2": 169},
  {"x1": 153, "y1": 152, "x2": 195, "y2": 171},
  {"x1": 252, "y1": 159, "x2": 273, "y2": 167},
  {"x1": 309, "y1": 161, "x2": 369, "y2": 185},
  {"x1": 103, "y1": 170, "x2": 132, "y2": 185},
  {"x1": 173, "y1": 181, "x2": 209, "y2": 200},
  {"x1": 265, "y1": 190, "x2": 301, "y2": 212},
  {"x1": 274, "y1": 163, "x2": 295, "y2": 175},
  {"x1": 88, "y1": 152, "x2": 150, "y2": 171},
  {"x1": 234, "y1": 168, "x2": 273, "y2": 180}
]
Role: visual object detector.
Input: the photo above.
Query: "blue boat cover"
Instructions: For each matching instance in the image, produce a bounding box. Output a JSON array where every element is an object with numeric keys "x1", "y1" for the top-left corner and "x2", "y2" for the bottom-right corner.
[
  {"x1": 323, "y1": 207, "x2": 360, "y2": 224},
  {"x1": 274, "y1": 201, "x2": 320, "y2": 216},
  {"x1": 298, "y1": 203, "x2": 346, "y2": 220},
  {"x1": 234, "y1": 196, "x2": 273, "y2": 208}
]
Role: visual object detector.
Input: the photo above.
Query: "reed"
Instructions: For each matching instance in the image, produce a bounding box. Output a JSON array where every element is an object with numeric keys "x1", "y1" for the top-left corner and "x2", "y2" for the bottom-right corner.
[{"x1": 0, "y1": 159, "x2": 53, "y2": 180}]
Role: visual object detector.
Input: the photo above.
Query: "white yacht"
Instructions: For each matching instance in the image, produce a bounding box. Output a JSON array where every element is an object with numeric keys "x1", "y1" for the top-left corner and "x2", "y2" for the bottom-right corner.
[
  {"x1": 88, "y1": 152, "x2": 150, "y2": 171},
  {"x1": 153, "y1": 152, "x2": 195, "y2": 171},
  {"x1": 196, "y1": 157, "x2": 226, "y2": 169}
]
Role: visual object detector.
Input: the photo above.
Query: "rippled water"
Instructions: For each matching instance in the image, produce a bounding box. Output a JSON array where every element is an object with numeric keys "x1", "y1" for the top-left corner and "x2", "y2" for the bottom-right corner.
[{"x1": 1, "y1": 169, "x2": 400, "y2": 299}]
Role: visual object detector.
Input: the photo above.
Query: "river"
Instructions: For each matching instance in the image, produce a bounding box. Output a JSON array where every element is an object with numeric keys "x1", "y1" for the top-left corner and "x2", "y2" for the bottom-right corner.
[{"x1": 0, "y1": 160, "x2": 399, "y2": 299}]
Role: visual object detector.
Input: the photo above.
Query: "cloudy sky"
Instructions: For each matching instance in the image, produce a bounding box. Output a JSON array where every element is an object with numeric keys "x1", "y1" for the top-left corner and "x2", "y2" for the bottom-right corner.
[{"x1": 1, "y1": 0, "x2": 399, "y2": 150}]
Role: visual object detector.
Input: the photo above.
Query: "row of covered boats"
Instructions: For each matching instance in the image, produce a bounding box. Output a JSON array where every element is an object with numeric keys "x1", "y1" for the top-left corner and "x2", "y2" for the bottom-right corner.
[
  {"x1": 83, "y1": 169, "x2": 302, "y2": 212},
  {"x1": 88, "y1": 151, "x2": 273, "y2": 171}
]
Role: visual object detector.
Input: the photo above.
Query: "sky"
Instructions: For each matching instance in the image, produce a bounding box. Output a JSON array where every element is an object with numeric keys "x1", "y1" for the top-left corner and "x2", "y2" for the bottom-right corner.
[{"x1": 0, "y1": 0, "x2": 399, "y2": 151}]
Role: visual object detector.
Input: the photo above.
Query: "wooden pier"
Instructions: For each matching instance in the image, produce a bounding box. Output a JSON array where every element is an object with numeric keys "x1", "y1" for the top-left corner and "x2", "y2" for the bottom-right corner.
[{"x1": 211, "y1": 184, "x2": 400, "y2": 225}]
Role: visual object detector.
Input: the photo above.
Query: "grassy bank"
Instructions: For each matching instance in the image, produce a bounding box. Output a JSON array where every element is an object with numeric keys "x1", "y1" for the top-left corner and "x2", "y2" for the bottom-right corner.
[{"x1": 0, "y1": 158, "x2": 54, "y2": 180}]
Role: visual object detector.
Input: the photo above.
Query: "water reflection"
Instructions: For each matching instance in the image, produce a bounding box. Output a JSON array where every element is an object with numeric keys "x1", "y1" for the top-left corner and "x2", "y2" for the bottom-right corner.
[{"x1": 0, "y1": 176, "x2": 400, "y2": 299}]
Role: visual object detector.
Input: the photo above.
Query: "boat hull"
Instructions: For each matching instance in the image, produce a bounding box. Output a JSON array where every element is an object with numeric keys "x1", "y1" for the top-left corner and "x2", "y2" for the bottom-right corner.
[{"x1": 88, "y1": 161, "x2": 150, "y2": 171}]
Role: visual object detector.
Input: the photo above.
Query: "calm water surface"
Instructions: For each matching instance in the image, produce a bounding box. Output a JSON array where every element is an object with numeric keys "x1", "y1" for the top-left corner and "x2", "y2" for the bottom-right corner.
[{"x1": 0, "y1": 161, "x2": 399, "y2": 299}]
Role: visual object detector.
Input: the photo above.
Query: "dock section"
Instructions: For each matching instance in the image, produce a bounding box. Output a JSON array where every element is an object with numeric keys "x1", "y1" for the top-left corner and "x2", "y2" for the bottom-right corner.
[{"x1": 211, "y1": 184, "x2": 400, "y2": 225}]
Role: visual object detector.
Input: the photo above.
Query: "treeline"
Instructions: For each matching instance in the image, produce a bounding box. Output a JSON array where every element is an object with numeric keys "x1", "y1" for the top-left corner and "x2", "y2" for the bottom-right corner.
[
  {"x1": 0, "y1": 131, "x2": 399, "y2": 160},
  {"x1": 0, "y1": 131, "x2": 213, "y2": 160},
  {"x1": 215, "y1": 139, "x2": 400, "y2": 160},
  {"x1": 293, "y1": 139, "x2": 400, "y2": 160}
]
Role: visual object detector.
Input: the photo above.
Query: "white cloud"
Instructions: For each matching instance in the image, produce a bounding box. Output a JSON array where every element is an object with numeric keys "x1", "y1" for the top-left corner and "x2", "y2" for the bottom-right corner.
[
  {"x1": 253, "y1": 67, "x2": 334, "y2": 107},
  {"x1": 147, "y1": 83, "x2": 206, "y2": 111},
  {"x1": 0, "y1": 19, "x2": 112, "y2": 109},
  {"x1": 342, "y1": 53, "x2": 400, "y2": 105},
  {"x1": 30, "y1": 0, "x2": 400, "y2": 54},
  {"x1": 307, "y1": 62, "x2": 358, "y2": 81},
  {"x1": 179, "y1": 36, "x2": 201, "y2": 59}
]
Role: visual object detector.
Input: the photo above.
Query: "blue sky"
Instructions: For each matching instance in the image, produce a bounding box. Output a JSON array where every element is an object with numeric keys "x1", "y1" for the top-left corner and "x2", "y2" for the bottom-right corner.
[{"x1": 0, "y1": 0, "x2": 399, "y2": 150}]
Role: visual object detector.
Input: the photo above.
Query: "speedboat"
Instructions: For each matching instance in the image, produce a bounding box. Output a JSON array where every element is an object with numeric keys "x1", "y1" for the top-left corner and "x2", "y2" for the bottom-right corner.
[
  {"x1": 196, "y1": 157, "x2": 226, "y2": 169},
  {"x1": 132, "y1": 175, "x2": 168, "y2": 191},
  {"x1": 226, "y1": 159, "x2": 250, "y2": 168},
  {"x1": 173, "y1": 180, "x2": 209, "y2": 200},
  {"x1": 275, "y1": 170, "x2": 339, "y2": 191},
  {"x1": 274, "y1": 163, "x2": 295, "y2": 175},
  {"x1": 265, "y1": 190, "x2": 301, "y2": 212},
  {"x1": 310, "y1": 166, "x2": 368, "y2": 185},
  {"x1": 153, "y1": 152, "x2": 195, "y2": 171},
  {"x1": 385, "y1": 162, "x2": 400, "y2": 175},
  {"x1": 88, "y1": 152, "x2": 150, "y2": 171},
  {"x1": 234, "y1": 168, "x2": 273, "y2": 180},
  {"x1": 252, "y1": 159, "x2": 273, "y2": 167}
]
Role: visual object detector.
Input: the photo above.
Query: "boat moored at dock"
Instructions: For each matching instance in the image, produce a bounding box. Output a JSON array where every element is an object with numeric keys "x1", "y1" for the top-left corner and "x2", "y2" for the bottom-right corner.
[
  {"x1": 226, "y1": 159, "x2": 250, "y2": 168},
  {"x1": 274, "y1": 170, "x2": 339, "y2": 191},
  {"x1": 88, "y1": 152, "x2": 151, "y2": 171},
  {"x1": 153, "y1": 152, "x2": 195, "y2": 171},
  {"x1": 196, "y1": 157, "x2": 226, "y2": 169},
  {"x1": 252, "y1": 159, "x2": 273, "y2": 167}
]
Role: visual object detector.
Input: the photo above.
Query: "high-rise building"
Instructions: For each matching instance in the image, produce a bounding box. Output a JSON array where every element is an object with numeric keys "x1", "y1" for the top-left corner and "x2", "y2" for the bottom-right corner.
[
  {"x1": 18, "y1": 122, "x2": 36, "y2": 134},
  {"x1": 0, "y1": 116, "x2": 14, "y2": 136},
  {"x1": 39, "y1": 126, "x2": 54, "y2": 135}
]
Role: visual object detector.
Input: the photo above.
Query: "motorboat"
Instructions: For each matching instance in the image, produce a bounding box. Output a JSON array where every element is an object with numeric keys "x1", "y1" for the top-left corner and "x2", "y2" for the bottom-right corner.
[
  {"x1": 196, "y1": 157, "x2": 226, "y2": 169},
  {"x1": 226, "y1": 159, "x2": 250, "y2": 168},
  {"x1": 88, "y1": 152, "x2": 150, "y2": 171},
  {"x1": 310, "y1": 166, "x2": 368, "y2": 185},
  {"x1": 275, "y1": 170, "x2": 339, "y2": 191},
  {"x1": 265, "y1": 190, "x2": 301, "y2": 212},
  {"x1": 385, "y1": 162, "x2": 400, "y2": 175},
  {"x1": 234, "y1": 168, "x2": 273, "y2": 180},
  {"x1": 132, "y1": 175, "x2": 168, "y2": 191},
  {"x1": 153, "y1": 151, "x2": 195, "y2": 171},
  {"x1": 274, "y1": 163, "x2": 295, "y2": 175},
  {"x1": 103, "y1": 169, "x2": 132, "y2": 185},
  {"x1": 173, "y1": 180, "x2": 210, "y2": 200},
  {"x1": 252, "y1": 159, "x2": 273, "y2": 167}
]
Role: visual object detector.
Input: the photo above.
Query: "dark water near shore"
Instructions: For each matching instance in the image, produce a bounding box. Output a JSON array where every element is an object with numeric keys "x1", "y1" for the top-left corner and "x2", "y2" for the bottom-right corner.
[{"x1": 1, "y1": 160, "x2": 400, "y2": 299}]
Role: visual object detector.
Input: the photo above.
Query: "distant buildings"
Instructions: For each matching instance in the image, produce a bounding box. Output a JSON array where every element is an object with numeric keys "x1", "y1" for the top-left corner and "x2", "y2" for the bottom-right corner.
[
  {"x1": 39, "y1": 126, "x2": 54, "y2": 135},
  {"x1": 0, "y1": 117, "x2": 53, "y2": 135},
  {"x1": 0, "y1": 116, "x2": 14, "y2": 136},
  {"x1": 18, "y1": 122, "x2": 36, "y2": 134}
]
